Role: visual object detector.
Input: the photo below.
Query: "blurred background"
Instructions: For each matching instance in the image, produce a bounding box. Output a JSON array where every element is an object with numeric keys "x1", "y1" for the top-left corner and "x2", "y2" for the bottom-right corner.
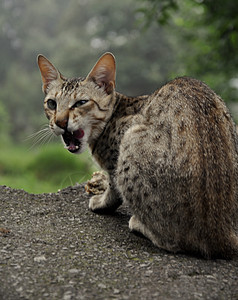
[{"x1": 0, "y1": 0, "x2": 238, "y2": 193}]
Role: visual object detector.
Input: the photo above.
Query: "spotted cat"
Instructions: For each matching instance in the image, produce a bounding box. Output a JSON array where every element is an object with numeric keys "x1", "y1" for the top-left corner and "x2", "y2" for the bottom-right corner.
[{"x1": 38, "y1": 52, "x2": 238, "y2": 258}]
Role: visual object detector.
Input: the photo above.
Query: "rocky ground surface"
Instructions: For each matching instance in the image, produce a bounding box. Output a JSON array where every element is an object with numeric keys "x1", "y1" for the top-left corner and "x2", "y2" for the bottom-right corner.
[{"x1": 0, "y1": 184, "x2": 238, "y2": 300}]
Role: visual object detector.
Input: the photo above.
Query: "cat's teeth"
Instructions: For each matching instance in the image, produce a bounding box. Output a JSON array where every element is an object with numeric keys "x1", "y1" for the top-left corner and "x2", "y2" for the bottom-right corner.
[{"x1": 75, "y1": 146, "x2": 79, "y2": 150}]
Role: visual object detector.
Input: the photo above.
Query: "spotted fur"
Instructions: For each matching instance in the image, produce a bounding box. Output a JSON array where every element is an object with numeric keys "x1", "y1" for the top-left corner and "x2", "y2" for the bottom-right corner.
[{"x1": 38, "y1": 53, "x2": 238, "y2": 258}]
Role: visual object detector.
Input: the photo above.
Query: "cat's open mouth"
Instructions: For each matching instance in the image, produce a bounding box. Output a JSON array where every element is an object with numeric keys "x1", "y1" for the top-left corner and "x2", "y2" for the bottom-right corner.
[{"x1": 62, "y1": 129, "x2": 84, "y2": 153}]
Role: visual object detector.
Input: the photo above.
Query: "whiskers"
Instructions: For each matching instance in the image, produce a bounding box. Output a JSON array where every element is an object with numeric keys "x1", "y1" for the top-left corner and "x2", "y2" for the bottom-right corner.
[{"x1": 25, "y1": 125, "x2": 56, "y2": 150}]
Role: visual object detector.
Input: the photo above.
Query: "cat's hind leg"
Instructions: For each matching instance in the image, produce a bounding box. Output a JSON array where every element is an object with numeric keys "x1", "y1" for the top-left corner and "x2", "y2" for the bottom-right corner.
[
  {"x1": 116, "y1": 124, "x2": 182, "y2": 253},
  {"x1": 129, "y1": 215, "x2": 158, "y2": 242},
  {"x1": 129, "y1": 215, "x2": 181, "y2": 253}
]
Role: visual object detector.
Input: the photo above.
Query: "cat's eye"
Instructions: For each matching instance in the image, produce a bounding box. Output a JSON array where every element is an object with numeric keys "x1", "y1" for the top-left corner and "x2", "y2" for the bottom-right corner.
[
  {"x1": 73, "y1": 100, "x2": 89, "y2": 108},
  {"x1": 47, "y1": 99, "x2": 57, "y2": 110}
]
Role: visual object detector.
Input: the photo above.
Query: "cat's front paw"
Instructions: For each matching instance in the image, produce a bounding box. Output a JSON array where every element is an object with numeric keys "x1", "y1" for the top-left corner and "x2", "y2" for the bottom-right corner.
[
  {"x1": 89, "y1": 188, "x2": 122, "y2": 214},
  {"x1": 89, "y1": 194, "x2": 107, "y2": 211},
  {"x1": 85, "y1": 171, "x2": 108, "y2": 195}
]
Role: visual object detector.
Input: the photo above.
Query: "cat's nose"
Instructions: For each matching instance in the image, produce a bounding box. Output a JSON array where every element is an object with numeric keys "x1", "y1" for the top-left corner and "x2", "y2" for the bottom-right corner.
[{"x1": 55, "y1": 118, "x2": 68, "y2": 130}]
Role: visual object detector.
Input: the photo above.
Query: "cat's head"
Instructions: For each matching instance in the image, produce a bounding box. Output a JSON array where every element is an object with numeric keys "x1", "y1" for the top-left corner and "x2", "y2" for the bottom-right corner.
[{"x1": 37, "y1": 53, "x2": 116, "y2": 154}]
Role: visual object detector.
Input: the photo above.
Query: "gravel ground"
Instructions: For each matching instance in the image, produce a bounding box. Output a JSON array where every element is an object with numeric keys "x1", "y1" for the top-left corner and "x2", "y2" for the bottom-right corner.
[{"x1": 0, "y1": 184, "x2": 238, "y2": 300}]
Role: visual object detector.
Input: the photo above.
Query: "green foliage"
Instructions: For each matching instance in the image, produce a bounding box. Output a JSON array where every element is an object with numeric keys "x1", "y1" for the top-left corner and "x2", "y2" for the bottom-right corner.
[
  {"x1": 0, "y1": 0, "x2": 173, "y2": 143},
  {"x1": 28, "y1": 144, "x2": 94, "y2": 186},
  {"x1": 139, "y1": 0, "x2": 238, "y2": 101},
  {"x1": 0, "y1": 142, "x2": 96, "y2": 194},
  {"x1": 0, "y1": 101, "x2": 10, "y2": 144},
  {"x1": 138, "y1": 0, "x2": 178, "y2": 26}
]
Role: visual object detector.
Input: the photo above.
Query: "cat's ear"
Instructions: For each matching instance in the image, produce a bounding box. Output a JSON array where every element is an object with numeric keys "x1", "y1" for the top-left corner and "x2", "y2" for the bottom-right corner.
[
  {"x1": 86, "y1": 52, "x2": 116, "y2": 94},
  {"x1": 37, "y1": 55, "x2": 62, "y2": 93}
]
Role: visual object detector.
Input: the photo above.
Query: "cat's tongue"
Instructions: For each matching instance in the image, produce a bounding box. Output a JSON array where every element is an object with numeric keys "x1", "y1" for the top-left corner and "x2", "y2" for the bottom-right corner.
[
  {"x1": 73, "y1": 129, "x2": 84, "y2": 139},
  {"x1": 62, "y1": 129, "x2": 84, "y2": 153}
]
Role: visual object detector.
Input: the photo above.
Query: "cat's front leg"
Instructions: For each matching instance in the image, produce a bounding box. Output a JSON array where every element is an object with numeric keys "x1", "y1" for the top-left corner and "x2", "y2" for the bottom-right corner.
[{"x1": 88, "y1": 174, "x2": 122, "y2": 214}]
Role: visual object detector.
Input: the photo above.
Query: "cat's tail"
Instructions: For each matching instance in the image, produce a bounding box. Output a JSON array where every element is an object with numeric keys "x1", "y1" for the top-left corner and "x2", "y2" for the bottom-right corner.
[
  {"x1": 209, "y1": 232, "x2": 238, "y2": 259},
  {"x1": 181, "y1": 215, "x2": 238, "y2": 259},
  {"x1": 198, "y1": 226, "x2": 238, "y2": 259}
]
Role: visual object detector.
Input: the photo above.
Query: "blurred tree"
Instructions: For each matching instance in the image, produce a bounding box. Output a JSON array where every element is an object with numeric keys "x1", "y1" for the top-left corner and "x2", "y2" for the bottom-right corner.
[
  {"x1": 138, "y1": 0, "x2": 238, "y2": 101},
  {"x1": 0, "y1": 101, "x2": 10, "y2": 144},
  {"x1": 0, "y1": 0, "x2": 173, "y2": 141},
  {"x1": 53, "y1": 0, "x2": 174, "y2": 95}
]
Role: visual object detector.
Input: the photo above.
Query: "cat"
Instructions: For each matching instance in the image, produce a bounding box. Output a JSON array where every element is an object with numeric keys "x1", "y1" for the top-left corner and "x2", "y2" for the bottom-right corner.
[{"x1": 37, "y1": 52, "x2": 238, "y2": 259}]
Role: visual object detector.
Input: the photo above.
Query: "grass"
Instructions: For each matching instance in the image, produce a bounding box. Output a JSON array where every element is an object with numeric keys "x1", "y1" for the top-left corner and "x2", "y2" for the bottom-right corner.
[{"x1": 0, "y1": 142, "x2": 97, "y2": 194}]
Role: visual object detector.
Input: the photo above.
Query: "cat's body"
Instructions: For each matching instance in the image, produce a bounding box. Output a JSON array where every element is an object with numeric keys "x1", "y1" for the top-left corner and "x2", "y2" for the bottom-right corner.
[{"x1": 38, "y1": 53, "x2": 238, "y2": 258}]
